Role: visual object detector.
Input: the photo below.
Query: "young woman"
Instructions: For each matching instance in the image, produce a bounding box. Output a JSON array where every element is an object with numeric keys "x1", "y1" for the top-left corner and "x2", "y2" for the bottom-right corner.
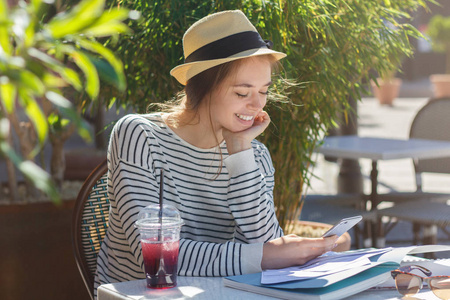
[{"x1": 94, "y1": 10, "x2": 342, "y2": 297}]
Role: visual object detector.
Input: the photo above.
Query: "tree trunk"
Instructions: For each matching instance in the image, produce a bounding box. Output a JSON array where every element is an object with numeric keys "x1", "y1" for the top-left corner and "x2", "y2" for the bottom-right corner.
[
  {"x1": 4, "y1": 122, "x2": 18, "y2": 202},
  {"x1": 50, "y1": 125, "x2": 75, "y2": 190},
  {"x1": 8, "y1": 113, "x2": 39, "y2": 200},
  {"x1": 19, "y1": 122, "x2": 39, "y2": 198},
  {"x1": 50, "y1": 139, "x2": 65, "y2": 190}
]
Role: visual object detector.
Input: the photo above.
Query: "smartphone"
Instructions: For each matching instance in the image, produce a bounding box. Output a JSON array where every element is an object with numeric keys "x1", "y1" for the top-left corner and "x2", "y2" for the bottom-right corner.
[{"x1": 322, "y1": 215, "x2": 363, "y2": 238}]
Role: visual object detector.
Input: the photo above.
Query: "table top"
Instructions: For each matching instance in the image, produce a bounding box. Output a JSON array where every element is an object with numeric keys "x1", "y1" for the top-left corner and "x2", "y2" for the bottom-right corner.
[
  {"x1": 97, "y1": 277, "x2": 274, "y2": 300},
  {"x1": 97, "y1": 277, "x2": 442, "y2": 300},
  {"x1": 318, "y1": 135, "x2": 450, "y2": 161}
]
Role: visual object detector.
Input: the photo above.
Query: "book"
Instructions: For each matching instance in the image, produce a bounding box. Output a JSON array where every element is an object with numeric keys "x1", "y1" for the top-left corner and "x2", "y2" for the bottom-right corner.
[
  {"x1": 224, "y1": 264, "x2": 394, "y2": 300},
  {"x1": 223, "y1": 245, "x2": 450, "y2": 300}
]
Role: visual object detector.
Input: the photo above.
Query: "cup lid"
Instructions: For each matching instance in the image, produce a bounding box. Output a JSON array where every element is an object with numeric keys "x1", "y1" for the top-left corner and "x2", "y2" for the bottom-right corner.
[{"x1": 135, "y1": 204, "x2": 184, "y2": 229}]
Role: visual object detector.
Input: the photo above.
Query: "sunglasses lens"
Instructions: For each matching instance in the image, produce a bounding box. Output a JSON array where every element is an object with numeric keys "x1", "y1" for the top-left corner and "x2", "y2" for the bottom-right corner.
[
  {"x1": 395, "y1": 274, "x2": 421, "y2": 296},
  {"x1": 429, "y1": 278, "x2": 450, "y2": 300}
]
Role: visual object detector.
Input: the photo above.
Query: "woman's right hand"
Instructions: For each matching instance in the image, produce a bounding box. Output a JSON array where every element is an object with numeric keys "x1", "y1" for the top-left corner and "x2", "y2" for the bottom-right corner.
[
  {"x1": 261, "y1": 234, "x2": 338, "y2": 270},
  {"x1": 222, "y1": 111, "x2": 271, "y2": 155}
]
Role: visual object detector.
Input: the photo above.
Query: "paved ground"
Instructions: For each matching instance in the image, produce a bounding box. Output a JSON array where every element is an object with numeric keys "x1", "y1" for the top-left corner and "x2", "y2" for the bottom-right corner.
[{"x1": 303, "y1": 78, "x2": 450, "y2": 257}]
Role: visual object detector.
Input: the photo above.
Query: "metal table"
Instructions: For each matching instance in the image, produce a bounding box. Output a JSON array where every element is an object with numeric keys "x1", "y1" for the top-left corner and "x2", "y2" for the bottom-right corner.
[{"x1": 317, "y1": 135, "x2": 450, "y2": 246}]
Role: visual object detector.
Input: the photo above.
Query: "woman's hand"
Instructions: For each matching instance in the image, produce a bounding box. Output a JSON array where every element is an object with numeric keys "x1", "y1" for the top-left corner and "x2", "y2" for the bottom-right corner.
[
  {"x1": 223, "y1": 111, "x2": 271, "y2": 155},
  {"x1": 261, "y1": 234, "x2": 339, "y2": 270}
]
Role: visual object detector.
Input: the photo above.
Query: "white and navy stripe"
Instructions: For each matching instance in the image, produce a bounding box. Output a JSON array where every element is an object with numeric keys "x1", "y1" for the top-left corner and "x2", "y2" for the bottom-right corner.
[{"x1": 94, "y1": 113, "x2": 283, "y2": 298}]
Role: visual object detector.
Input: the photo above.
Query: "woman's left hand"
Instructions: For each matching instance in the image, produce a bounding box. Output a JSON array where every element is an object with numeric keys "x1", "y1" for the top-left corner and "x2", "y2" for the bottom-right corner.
[{"x1": 222, "y1": 111, "x2": 270, "y2": 154}]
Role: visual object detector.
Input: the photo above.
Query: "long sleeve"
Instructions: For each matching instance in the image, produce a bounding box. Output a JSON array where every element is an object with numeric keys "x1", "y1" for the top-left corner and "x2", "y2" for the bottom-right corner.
[
  {"x1": 224, "y1": 147, "x2": 282, "y2": 244},
  {"x1": 94, "y1": 113, "x2": 283, "y2": 296}
]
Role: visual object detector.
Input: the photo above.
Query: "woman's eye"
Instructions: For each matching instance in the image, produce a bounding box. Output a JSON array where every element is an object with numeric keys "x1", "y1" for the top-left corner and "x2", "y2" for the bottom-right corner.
[
  {"x1": 260, "y1": 91, "x2": 269, "y2": 95},
  {"x1": 236, "y1": 93, "x2": 248, "y2": 98}
]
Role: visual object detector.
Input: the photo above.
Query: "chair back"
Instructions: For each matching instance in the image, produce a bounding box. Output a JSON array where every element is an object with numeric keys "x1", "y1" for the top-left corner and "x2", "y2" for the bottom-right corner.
[
  {"x1": 410, "y1": 97, "x2": 450, "y2": 189},
  {"x1": 72, "y1": 159, "x2": 109, "y2": 300}
]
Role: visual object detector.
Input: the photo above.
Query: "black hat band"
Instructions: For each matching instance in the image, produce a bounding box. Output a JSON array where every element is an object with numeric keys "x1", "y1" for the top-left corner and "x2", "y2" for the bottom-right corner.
[{"x1": 185, "y1": 31, "x2": 273, "y2": 64}]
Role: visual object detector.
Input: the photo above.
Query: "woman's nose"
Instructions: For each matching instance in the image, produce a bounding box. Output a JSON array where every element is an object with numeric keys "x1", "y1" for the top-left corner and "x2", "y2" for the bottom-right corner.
[{"x1": 248, "y1": 93, "x2": 266, "y2": 110}]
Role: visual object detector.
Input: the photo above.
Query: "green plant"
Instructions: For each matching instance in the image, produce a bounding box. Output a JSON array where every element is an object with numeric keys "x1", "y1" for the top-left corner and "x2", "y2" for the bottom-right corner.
[
  {"x1": 0, "y1": 0, "x2": 133, "y2": 202},
  {"x1": 427, "y1": 14, "x2": 450, "y2": 74},
  {"x1": 102, "y1": 0, "x2": 430, "y2": 232}
]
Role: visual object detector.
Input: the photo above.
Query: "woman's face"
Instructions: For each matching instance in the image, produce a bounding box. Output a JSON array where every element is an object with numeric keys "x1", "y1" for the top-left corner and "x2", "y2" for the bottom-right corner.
[{"x1": 208, "y1": 57, "x2": 272, "y2": 133}]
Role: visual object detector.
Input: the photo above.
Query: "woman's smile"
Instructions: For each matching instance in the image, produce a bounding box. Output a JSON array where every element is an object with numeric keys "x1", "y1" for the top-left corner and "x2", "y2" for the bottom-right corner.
[{"x1": 235, "y1": 113, "x2": 254, "y2": 122}]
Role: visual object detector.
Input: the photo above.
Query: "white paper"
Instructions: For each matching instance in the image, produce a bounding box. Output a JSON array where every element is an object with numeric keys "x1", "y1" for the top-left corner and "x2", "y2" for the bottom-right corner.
[
  {"x1": 261, "y1": 245, "x2": 450, "y2": 285},
  {"x1": 261, "y1": 248, "x2": 392, "y2": 284}
]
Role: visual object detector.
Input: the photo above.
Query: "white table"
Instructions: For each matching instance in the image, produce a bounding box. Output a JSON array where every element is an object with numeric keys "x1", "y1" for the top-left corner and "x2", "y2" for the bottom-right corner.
[
  {"x1": 97, "y1": 277, "x2": 442, "y2": 300},
  {"x1": 98, "y1": 276, "x2": 274, "y2": 300},
  {"x1": 319, "y1": 136, "x2": 450, "y2": 208},
  {"x1": 318, "y1": 135, "x2": 450, "y2": 246}
]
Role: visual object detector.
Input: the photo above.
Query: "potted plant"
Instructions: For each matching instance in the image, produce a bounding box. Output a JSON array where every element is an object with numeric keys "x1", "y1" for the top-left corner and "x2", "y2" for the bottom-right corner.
[
  {"x1": 0, "y1": 0, "x2": 132, "y2": 203},
  {"x1": 371, "y1": 75, "x2": 403, "y2": 106},
  {"x1": 370, "y1": 57, "x2": 404, "y2": 106},
  {"x1": 427, "y1": 14, "x2": 450, "y2": 98},
  {"x1": 101, "y1": 0, "x2": 430, "y2": 236},
  {"x1": 0, "y1": 0, "x2": 134, "y2": 298}
]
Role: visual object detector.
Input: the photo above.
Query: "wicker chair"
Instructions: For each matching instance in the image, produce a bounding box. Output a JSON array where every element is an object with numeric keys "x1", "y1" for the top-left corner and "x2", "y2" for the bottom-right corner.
[
  {"x1": 377, "y1": 98, "x2": 450, "y2": 247},
  {"x1": 71, "y1": 159, "x2": 109, "y2": 300}
]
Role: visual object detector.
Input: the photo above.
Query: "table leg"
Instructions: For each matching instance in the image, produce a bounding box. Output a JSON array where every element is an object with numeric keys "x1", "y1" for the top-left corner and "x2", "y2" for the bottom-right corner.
[
  {"x1": 369, "y1": 160, "x2": 386, "y2": 248},
  {"x1": 370, "y1": 161, "x2": 379, "y2": 210}
]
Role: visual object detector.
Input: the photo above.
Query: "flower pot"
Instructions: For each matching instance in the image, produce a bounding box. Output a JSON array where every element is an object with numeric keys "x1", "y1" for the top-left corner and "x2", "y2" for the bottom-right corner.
[
  {"x1": 0, "y1": 200, "x2": 90, "y2": 300},
  {"x1": 371, "y1": 78, "x2": 402, "y2": 106},
  {"x1": 430, "y1": 74, "x2": 450, "y2": 98}
]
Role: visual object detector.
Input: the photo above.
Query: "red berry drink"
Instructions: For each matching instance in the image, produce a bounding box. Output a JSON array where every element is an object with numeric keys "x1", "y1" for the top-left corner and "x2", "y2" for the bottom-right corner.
[{"x1": 141, "y1": 238, "x2": 180, "y2": 289}]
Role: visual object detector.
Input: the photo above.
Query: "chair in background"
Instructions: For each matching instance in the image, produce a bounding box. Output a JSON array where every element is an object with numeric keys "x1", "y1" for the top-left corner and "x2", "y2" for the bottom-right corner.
[
  {"x1": 72, "y1": 159, "x2": 109, "y2": 300},
  {"x1": 377, "y1": 98, "x2": 450, "y2": 247},
  {"x1": 300, "y1": 194, "x2": 377, "y2": 249}
]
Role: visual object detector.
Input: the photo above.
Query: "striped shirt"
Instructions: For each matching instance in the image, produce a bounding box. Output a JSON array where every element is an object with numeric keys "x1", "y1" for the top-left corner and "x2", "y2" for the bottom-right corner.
[{"x1": 94, "y1": 113, "x2": 283, "y2": 297}]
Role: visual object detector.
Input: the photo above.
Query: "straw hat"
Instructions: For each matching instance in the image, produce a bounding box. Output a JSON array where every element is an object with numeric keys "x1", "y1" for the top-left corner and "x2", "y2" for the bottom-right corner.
[{"x1": 170, "y1": 10, "x2": 286, "y2": 85}]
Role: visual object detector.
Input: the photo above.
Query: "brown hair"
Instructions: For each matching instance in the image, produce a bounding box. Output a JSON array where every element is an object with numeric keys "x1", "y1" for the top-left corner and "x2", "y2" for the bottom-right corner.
[
  {"x1": 151, "y1": 55, "x2": 280, "y2": 177},
  {"x1": 160, "y1": 55, "x2": 280, "y2": 123}
]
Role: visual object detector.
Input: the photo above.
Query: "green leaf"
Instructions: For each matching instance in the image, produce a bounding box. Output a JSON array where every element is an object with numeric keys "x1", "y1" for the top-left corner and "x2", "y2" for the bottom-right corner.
[
  {"x1": 0, "y1": 78, "x2": 16, "y2": 114},
  {"x1": 92, "y1": 8, "x2": 130, "y2": 25},
  {"x1": 18, "y1": 70, "x2": 46, "y2": 96},
  {"x1": 59, "y1": 67, "x2": 83, "y2": 91},
  {"x1": 28, "y1": 48, "x2": 83, "y2": 90},
  {"x1": 41, "y1": 72, "x2": 67, "y2": 88},
  {"x1": 89, "y1": 56, "x2": 119, "y2": 87},
  {"x1": 30, "y1": 0, "x2": 43, "y2": 10},
  {"x1": 85, "y1": 8, "x2": 129, "y2": 30},
  {"x1": 82, "y1": 22, "x2": 131, "y2": 37},
  {"x1": 18, "y1": 90, "x2": 48, "y2": 145},
  {"x1": 45, "y1": 91, "x2": 92, "y2": 141},
  {"x1": 69, "y1": 50, "x2": 100, "y2": 99},
  {"x1": 0, "y1": 0, "x2": 7, "y2": 20},
  {"x1": 45, "y1": 0, "x2": 106, "y2": 39},
  {"x1": 76, "y1": 39, "x2": 125, "y2": 91},
  {"x1": 82, "y1": 8, "x2": 131, "y2": 37},
  {"x1": 0, "y1": 0, "x2": 11, "y2": 55},
  {"x1": 18, "y1": 160, "x2": 60, "y2": 204},
  {"x1": 45, "y1": 90, "x2": 73, "y2": 108}
]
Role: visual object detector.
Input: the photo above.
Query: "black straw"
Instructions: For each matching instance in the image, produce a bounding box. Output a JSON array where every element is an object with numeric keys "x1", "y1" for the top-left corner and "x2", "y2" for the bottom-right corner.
[{"x1": 158, "y1": 169, "x2": 164, "y2": 241}]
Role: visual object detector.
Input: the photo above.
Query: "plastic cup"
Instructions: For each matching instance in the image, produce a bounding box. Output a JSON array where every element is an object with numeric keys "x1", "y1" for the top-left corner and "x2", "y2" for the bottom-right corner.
[{"x1": 135, "y1": 204, "x2": 183, "y2": 289}]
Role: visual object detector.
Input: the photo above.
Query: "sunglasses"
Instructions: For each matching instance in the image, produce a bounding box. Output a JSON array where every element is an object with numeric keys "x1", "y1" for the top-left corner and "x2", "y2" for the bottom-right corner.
[{"x1": 391, "y1": 265, "x2": 450, "y2": 300}]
